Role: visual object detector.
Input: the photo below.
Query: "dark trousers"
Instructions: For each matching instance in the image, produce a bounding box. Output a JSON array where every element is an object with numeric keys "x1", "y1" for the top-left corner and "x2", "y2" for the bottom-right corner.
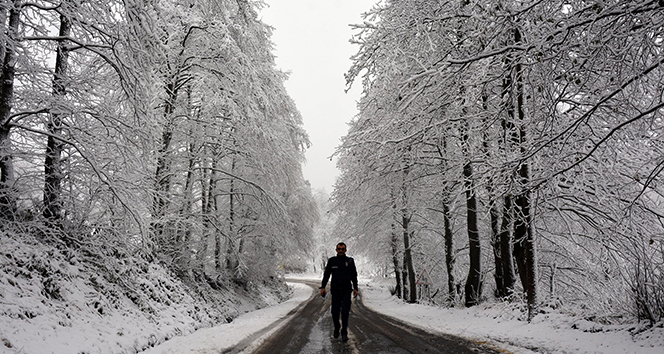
[{"x1": 331, "y1": 287, "x2": 352, "y2": 332}]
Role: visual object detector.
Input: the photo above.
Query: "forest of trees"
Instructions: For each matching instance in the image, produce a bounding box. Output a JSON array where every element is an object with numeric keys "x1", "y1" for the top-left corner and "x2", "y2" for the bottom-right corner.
[
  {"x1": 333, "y1": 0, "x2": 663, "y2": 323},
  {"x1": 0, "y1": 0, "x2": 317, "y2": 288},
  {"x1": 1, "y1": 0, "x2": 661, "y2": 337}
]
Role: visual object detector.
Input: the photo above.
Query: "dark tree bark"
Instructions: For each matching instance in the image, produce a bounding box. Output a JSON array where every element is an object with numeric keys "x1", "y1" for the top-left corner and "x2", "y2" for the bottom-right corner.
[
  {"x1": 514, "y1": 172, "x2": 537, "y2": 320},
  {"x1": 390, "y1": 189, "x2": 402, "y2": 298},
  {"x1": 402, "y1": 213, "x2": 416, "y2": 303},
  {"x1": 0, "y1": 0, "x2": 21, "y2": 221},
  {"x1": 443, "y1": 202, "x2": 455, "y2": 303},
  {"x1": 401, "y1": 161, "x2": 417, "y2": 303},
  {"x1": 462, "y1": 159, "x2": 482, "y2": 306},
  {"x1": 482, "y1": 88, "x2": 510, "y2": 299},
  {"x1": 0, "y1": 126, "x2": 14, "y2": 220},
  {"x1": 498, "y1": 25, "x2": 522, "y2": 301},
  {"x1": 462, "y1": 120, "x2": 482, "y2": 307},
  {"x1": 150, "y1": 76, "x2": 179, "y2": 257},
  {"x1": 436, "y1": 137, "x2": 456, "y2": 303},
  {"x1": 490, "y1": 199, "x2": 504, "y2": 297},
  {"x1": 195, "y1": 160, "x2": 213, "y2": 279},
  {"x1": 43, "y1": 8, "x2": 71, "y2": 223},
  {"x1": 391, "y1": 230, "x2": 402, "y2": 298},
  {"x1": 511, "y1": 26, "x2": 538, "y2": 320},
  {"x1": 498, "y1": 195, "x2": 515, "y2": 297},
  {"x1": 152, "y1": 79, "x2": 177, "y2": 222},
  {"x1": 226, "y1": 154, "x2": 239, "y2": 279},
  {"x1": 401, "y1": 253, "x2": 409, "y2": 301}
]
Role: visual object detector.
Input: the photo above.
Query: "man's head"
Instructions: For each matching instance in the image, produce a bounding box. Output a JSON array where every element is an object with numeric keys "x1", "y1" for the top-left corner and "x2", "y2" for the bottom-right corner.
[{"x1": 336, "y1": 242, "x2": 347, "y2": 256}]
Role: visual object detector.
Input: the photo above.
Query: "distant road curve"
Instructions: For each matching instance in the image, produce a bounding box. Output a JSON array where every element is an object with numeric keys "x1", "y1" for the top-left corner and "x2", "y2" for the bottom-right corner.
[{"x1": 245, "y1": 279, "x2": 503, "y2": 354}]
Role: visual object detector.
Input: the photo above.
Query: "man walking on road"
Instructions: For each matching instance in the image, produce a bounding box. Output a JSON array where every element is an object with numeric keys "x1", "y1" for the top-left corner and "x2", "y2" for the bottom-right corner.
[{"x1": 320, "y1": 242, "x2": 359, "y2": 342}]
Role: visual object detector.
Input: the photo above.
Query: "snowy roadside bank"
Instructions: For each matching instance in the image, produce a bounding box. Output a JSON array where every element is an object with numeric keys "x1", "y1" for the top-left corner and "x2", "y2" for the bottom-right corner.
[
  {"x1": 360, "y1": 278, "x2": 663, "y2": 354},
  {"x1": 0, "y1": 233, "x2": 294, "y2": 354},
  {"x1": 143, "y1": 282, "x2": 312, "y2": 354}
]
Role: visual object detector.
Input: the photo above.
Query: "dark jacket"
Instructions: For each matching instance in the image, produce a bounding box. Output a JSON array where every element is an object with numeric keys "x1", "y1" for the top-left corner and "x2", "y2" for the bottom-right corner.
[{"x1": 320, "y1": 255, "x2": 358, "y2": 291}]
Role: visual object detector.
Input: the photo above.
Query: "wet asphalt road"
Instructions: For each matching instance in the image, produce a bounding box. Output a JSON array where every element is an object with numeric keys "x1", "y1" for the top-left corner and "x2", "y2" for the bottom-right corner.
[{"x1": 245, "y1": 280, "x2": 502, "y2": 354}]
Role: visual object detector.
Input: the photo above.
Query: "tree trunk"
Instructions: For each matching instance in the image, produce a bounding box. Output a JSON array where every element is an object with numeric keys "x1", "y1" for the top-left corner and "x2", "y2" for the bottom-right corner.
[
  {"x1": 196, "y1": 161, "x2": 213, "y2": 280},
  {"x1": 401, "y1": 255, "x2": 409, "y2": 301},
  {"x1": 463, "y1": 159, "x2": 482, "y2": 306},
  {"x1": 462, "y1": 121, "x2": 482, "y2": 307},
  {"x1": 443, "y1": 202, "x2": 455, "y2": 303},
  {"x1": 514, "y1": 182, "x2": 537, "y2": 319},
  {"x1": 403, "y1": 214, "x2": 417, "y2": 303},
  {"x1": 401, "y1": 160, "x2": 417, "y2": 303},
  {"x1": 500, "y1": 24, "x2": 523, "y2": 302},
  {"x1": 391, "y1": 230, "x2": 402, "y2": 298},
  {"x1": 481, "y1": 88, "x2": 508, "y2": 299},
  {"x1": 43, "y1": 9, "x2": 71, "y2": 223},
  {"x1": 390, "y1": 190, "x2": 402, "y2": 298},
  {"x1": 499, "y1": 195, "x2": 515, "y2": 296},
  {"x1": 513, "y1": 26, "x2": 538, "y2": 320},
  {"x1": 0, "y1": 126, "x2": 15, "y2": 220},
  {"x1": 226, "y1": 155, "x2": 238, "y2": 277},
  {"x1": 0, "y1": 0, "x2": 21, "y2": 221},
  {"x1": 490, "y1": 201, "x2": 504, "y2": 297},
  {"x1": 436, "y1": 137, "x2": 456, "y2": 303},
  {"x1": 202, "y1": 158, "x2": 222, "y2": 274},
  {"x1": 513, "y1": 225, "x2": 528, "y2": 291},
  {"x1": 176, "y1": 91, "x2": 198, "y2": 277},
  {"x1": 151, "y1": 78, "x2": 177, "y2": 248}
]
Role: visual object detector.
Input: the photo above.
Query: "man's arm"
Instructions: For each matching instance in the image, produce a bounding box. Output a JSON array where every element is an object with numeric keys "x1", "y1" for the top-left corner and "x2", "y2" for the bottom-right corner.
[
  {"x1": 321, "y1": 258, "x2": 331, "y2": 289},
  {"x1": 350, "y1": 258, "x2": 359, "y2": 297},
  {"x1": 320, "y1": 258, "x2": 331, "y2": 297}
]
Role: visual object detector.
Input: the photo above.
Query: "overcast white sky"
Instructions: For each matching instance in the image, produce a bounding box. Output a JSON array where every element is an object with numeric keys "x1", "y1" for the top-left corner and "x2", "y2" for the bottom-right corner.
[{"x1": 259, "y1": 0, "x2": 377, "y2": 193}]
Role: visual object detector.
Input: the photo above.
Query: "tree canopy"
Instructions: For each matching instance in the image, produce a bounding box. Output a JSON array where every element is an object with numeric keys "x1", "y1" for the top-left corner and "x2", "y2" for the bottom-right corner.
[
  {"x1": 334, "y1": 0, "x2": 663, "y2": 323},
  {"x1": 0, "y1": 0, "x2": 317, "y2": 287}
]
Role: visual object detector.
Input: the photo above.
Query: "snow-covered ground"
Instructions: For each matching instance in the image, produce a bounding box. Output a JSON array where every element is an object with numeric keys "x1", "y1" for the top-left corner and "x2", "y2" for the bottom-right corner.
[
  {"x1": 3, "y1": 269, "x2": 661, "y2": 354},
  {"x1": 0, "y1": 233, "x2": 291, "y2": 354},
  {"x1": 360, "y1": 279, "x2": 663, "y2": 354},
  {"x1": 144, "y1": 275, "x2": 663, "y2": 354},
  {"x1": 142, "y1": 282, "x2": 313, "y2": 354}
]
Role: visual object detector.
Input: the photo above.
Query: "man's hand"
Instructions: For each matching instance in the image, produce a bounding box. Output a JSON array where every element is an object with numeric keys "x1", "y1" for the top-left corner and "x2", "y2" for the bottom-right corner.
[
  {"x1": 320, "y1": 288, "x2": 327, "y2": 297},
  {"x1": 353, "y1": 289, "x2": 358, "y2": 298}
]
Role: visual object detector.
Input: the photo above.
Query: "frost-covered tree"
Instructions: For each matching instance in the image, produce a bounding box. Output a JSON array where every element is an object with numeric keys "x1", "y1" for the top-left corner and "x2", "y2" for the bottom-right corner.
[
  {"x1": 339, "y1": 0, "x2": 663, "y2": 323},
  {"x1": 0, "y1": 0, "x2": 22, "y2": 221},
  {"x1": 0, "y1": 0, "x2": 316, "y2": 290}
]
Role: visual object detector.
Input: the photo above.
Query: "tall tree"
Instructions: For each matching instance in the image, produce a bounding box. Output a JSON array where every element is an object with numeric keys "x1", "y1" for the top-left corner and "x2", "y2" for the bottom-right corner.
[
  {"x1": 400, "y1": 154, "x2": 417, "y2": 303},
  {"x1": 43, "y1": 1, "x2": 72, "y2": 223},
  {"x1": 461, "y1": 116, "x2": 482, "y2": 307},
  {"x1": 0, "y1": 0, "x2": 21, "y2": 221}
]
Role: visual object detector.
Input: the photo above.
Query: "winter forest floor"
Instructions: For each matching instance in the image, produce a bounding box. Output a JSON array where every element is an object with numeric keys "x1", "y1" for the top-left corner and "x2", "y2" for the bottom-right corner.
[{"x1": 0, "y1": 232, "x2": 662, "y2": 354}]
